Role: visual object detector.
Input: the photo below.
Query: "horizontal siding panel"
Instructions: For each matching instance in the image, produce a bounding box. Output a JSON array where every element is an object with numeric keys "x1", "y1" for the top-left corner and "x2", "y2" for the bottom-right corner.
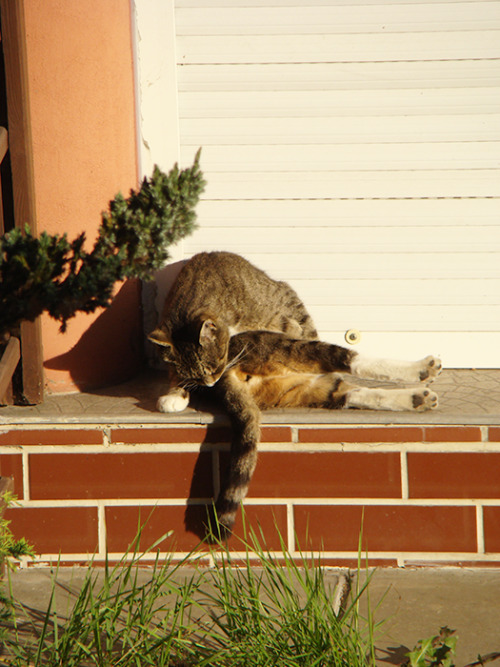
[
  {"x1": 183, "y1": 143, "x2": 500, "y2": 171},
  {"x1": 180, "y1": 114, "x2": 500, "y2": 144},
  {"x1": 185, "y1": 225, "x2": 500, "y2": 254},
  {"x1": 179, "y1": 89, "x2": 500, "y2": 117},
  {"x1": 175, "y1": 4, "x2": 500, "y2": 35},
  {"x1": 178, "y1": 62, "x2": 500, "y2": 92},
  {"x1": 193, "y1": 198, "x2": 500, "y2": 227},
  {"x1": 164, "y1": 268, "x2": 500, "y2": 306},
  {"x1": 201, "y1": 170, "x2": 500, "y2": 199},
  {"x1": 307, "y1": 304, "x2": 500, "y2": 331},
  {"x1": 177, "y1": 0, "x2": 500, "y2": 6},
  {"x1": 206, "y1": 252, "x2": 500, "y2": 280},
  {"x1": 177, "y1": 31, "x2": 500, "y2": 64},
  {"x1": 287, "y1": 279, "x2": 500, "y2": 307}
]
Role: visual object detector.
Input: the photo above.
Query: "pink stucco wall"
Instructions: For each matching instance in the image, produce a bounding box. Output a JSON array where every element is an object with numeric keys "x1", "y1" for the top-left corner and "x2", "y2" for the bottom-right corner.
[{"x1": 23, "y1": 1, "x2": 141, "y2": 392}]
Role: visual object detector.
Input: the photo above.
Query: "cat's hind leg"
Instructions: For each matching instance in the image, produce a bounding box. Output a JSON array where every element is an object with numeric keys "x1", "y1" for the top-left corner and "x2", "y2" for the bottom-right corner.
[
  {"x1": 320, "y1": 374, "x2": 439, "y2": 412},
  {"x1": 252, "y1": 372, "x2": 438, "y2": 412},
  {"x1": 344, "y1": 385, "x2": 438, "y2": 412},
  {"x1": 349, "y1": 353, "x2": 442, "y2": 384}
]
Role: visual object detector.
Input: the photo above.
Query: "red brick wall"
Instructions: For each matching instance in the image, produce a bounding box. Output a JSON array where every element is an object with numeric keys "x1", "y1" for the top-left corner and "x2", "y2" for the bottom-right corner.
[{"x1": 1, "y1": 423, "x2": 499, "y2": 566}]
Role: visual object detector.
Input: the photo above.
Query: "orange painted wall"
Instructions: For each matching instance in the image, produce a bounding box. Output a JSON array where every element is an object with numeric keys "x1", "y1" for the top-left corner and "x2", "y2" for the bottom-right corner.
[{"x1": 23, "y1": 1, "x2": 142, "y2": 393}]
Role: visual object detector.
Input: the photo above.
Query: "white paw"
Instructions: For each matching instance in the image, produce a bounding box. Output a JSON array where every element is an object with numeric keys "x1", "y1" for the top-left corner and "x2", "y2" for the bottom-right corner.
[
  {"x1": 157, "y1": 390, "x2": 189, "y2": 413},
  {"x1": 411, "y1": 387, "x2": 438, "y2": 411},
  {"x1": 416, "y1": 356, "x2": 442, "y2": 383}
]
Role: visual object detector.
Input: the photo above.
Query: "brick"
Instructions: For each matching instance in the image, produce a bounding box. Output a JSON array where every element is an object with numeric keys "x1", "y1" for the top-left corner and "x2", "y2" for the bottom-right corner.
[
  {"x1": 484, "y1": 507, "x2": 500, "y2": 552},
  {"x1": 487, "y1": 427, "x2": 500, "y2": 442},
  {"x1": 0, "y1": 429, "x2": 103, "y2": 445},
  {"x1": 242, "y1": 451, "x2": 401, "y2": 498},
  {"x1": 110, "y1": 426, "x2": 293, "y2": 446},
  {"x1": 0, "y1": 454, "x2": 23, "y2": 498},
  {"x1": 294, "y1": 505, "x2": 477, "y2": 553},
  {"x1": 230, "y1": 505, "x2": 288, "y2": 550},
  {"x1": 106, "y1": 505, "x2": 202, "y2": 554},
  {"x1": 106, "y1": 503, "x2": 288, "y2": 553},
  {"x1": 298, "y1": 426, "x2": 423, "y2": 444},
  {"x1": 423, "y1": 426, "x2": 482, "y2": 442},
  {"x1": 110, "y1": 426, "x2": 236, "y2": 445},
  {"x1": 6, "y1": 506, "x2": 98, "y2": 554},
  {"x1": 260, "y1": 427, "x2": 293, "y2": 442},
  {"x1": 408, "y1": 453, "x2": 500, "y2": 499},
  {"x1": 29, "y1": 451, "x2": 213, "y2": 500},
  {"x1": 110, "y1": 427, "x2": 210, "y2": 445}
]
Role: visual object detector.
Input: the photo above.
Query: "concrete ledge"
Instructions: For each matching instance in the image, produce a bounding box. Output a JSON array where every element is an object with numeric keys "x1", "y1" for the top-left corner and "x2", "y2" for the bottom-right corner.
[{"x1": 0, "y1": 369, "x2": 500, "y2": 425}]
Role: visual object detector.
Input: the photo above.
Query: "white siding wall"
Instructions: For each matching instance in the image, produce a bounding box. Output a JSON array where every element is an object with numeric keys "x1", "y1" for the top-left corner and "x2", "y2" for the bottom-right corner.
[{"x1": 138, "y1": 1, "x2": 500, "y2": 368}]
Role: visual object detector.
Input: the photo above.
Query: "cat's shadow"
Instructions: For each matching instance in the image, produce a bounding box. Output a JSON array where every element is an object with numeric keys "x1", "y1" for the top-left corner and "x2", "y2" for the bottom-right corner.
[
  {"x1": 183, "y1": 479, "x2": 214, "y2": 542},
  {"x1": 183, "y1": 403, "x2": 231, "y2": 541}
]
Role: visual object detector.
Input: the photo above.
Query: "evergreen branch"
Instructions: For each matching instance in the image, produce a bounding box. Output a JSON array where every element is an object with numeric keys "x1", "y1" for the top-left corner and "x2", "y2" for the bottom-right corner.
[{"x1": 0, "y1": 151, "x2": 205, "y2": 334}]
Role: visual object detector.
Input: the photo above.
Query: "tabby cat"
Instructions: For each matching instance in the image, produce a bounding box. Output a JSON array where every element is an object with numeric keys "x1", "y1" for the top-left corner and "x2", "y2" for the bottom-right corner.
[{"x1": 149, "y1": 251, "x2": 441, "y2": 535}]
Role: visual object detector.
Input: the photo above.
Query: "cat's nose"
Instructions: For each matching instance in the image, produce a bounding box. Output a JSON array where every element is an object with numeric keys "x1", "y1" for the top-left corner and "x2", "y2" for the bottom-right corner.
[{"x1": 203, "y1": 373, "x2": 223, "y2": 387}]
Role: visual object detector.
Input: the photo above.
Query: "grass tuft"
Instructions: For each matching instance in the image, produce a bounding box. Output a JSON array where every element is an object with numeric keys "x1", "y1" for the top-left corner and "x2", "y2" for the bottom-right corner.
[{"x1": 0, "y1": 512, "x2": 380, "y2": 666}]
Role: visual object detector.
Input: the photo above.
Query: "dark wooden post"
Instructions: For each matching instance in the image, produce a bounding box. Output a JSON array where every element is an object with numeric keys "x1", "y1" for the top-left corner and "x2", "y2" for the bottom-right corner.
[{"x1": 0, "y1": 0, "x2": 43, "y2": 403}]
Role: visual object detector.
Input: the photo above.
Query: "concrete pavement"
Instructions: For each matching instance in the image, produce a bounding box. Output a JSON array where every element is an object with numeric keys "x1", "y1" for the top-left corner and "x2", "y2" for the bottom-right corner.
[{"x1": 2, "y1": 565, "x2": 500, "y2": 666}]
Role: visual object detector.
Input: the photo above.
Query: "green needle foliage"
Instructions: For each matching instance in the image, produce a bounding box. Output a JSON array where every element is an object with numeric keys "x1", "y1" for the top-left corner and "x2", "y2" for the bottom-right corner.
[{"x1": 0, "y1": 150, "x2": 205, "y2": 335}]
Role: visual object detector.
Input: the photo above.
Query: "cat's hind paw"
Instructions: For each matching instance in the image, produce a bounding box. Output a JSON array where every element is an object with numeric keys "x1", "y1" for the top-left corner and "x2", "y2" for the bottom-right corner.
[
  {"x1": 157, "y1": 389, "x2": 190, "y2": 413},
  {"x1": 418, "y1": 356, "x2": 442, "y2": 383},
  {"x1": 412, "y1": 387, "x2": 439, "y2": 411}
]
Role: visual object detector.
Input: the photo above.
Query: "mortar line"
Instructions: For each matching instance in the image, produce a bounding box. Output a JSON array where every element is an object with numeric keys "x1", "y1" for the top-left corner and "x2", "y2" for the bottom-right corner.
[
  {"x1": 97, "y1": 502, "x2": 107, "y2": 559},
  {"x1": 287, "y1": 502, "x2": 295, "y2": 554},
  {"x1": 25, "y1": 549, "x2": 500, "y2": 566},
  {"x1": 476, "y1": 504, "x2": 485, "y2": 554},
  {"x1": 22, "y1": 451, "x2": 30, "y2": 501},
  {"x1": 400, "y1": 450, "x2": 409, "y2": 500},
  {"x1": 212, "y1": 449, "x2": 220, "y2": 500},
  {"x1": 102, "y1": 426, "x2": 112, "y2": 447}
]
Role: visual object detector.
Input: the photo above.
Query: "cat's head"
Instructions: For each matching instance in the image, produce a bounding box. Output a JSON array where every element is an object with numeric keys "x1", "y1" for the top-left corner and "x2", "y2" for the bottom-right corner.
[{"x1": 148, "y1": 316, "x2": 229, "y2": 387}]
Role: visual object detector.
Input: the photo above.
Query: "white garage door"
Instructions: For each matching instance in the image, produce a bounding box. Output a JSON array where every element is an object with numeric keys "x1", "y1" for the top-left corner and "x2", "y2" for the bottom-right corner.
[{"x1": 135, "y1": 0, "x2": 500, "y2": 368}]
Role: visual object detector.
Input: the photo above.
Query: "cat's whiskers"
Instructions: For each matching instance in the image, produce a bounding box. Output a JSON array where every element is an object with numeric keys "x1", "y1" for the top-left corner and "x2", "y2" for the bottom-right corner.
[
  {"x1": 180, "y1": 379, "x2": 198, "y2": 392},
  {"x1": 225, "y1": 345, "x2": 248, "y2": 371}
]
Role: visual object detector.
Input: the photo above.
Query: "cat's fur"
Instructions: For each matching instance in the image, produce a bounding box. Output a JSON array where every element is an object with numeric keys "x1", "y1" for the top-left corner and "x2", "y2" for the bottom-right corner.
[
  {"x1": 149, "y1": 251, "x2": 441, "y2": 536},
  {"x1": 149, "y1": 251, "x2": 317, "y2": 410}
]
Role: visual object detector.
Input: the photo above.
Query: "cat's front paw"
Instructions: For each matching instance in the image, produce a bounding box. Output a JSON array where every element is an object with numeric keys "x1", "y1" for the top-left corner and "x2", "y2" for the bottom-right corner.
[
  {"x1": 157, "y1": 389, "x2": 190, "y2": 413},
  {"x1": 417, "y1": 356, "x2": 442, "y2": 382},
  {"x1": 412, "y1": 388, "x2": 438, "y2": 411}
]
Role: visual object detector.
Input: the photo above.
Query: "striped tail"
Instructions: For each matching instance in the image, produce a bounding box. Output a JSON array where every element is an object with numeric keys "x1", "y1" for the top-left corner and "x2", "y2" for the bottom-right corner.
[{"x1": 212, "y1": 373, "x2": 261, "y2": 538}]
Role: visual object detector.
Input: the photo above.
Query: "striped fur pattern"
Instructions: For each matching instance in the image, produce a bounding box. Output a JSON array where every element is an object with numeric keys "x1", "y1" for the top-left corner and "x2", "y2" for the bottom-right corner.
[{"x1": 149, "y1": 252, "x2": 441, "y2": 537}]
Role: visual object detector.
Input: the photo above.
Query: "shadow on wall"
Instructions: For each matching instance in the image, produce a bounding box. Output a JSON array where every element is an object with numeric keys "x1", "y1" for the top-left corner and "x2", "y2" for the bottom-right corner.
[
  {"x1": 44, "y1": 259, "x2": 188, "y2": 392},
  {"x1": 142, "y1": 260, "x2": 188, "y2": 369},
  {"x1": 183, "y1": 430, "x2": 231, "y2": 541},
  {"x1": 44, "y1": 280, "x2": 144, "y2": 391}
]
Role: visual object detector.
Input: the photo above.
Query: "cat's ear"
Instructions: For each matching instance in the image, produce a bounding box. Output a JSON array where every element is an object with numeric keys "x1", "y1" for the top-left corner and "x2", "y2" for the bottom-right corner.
[
  {"x1": 199, "y1": 319, "x2": 218, "y2": 347},
  {"x1": 148, "y1": 328, "x2": 173, "y2": 351}
]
